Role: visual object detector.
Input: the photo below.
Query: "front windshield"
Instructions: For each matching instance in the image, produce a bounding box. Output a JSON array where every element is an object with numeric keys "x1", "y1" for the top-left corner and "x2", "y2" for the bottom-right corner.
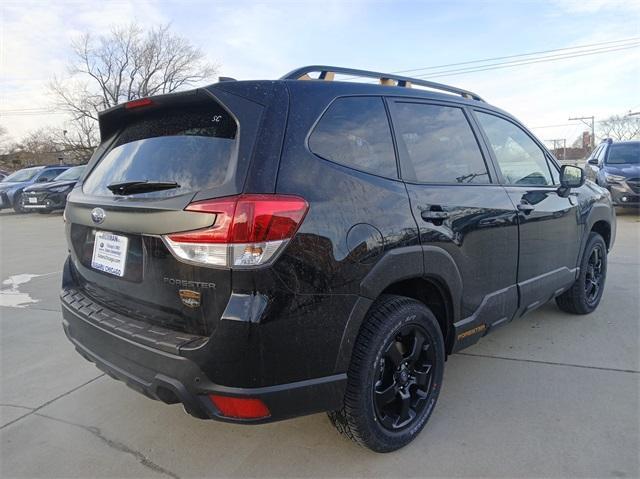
[
  {"x1": 2, "y1": 167, "x2": 43, "y2": 182},
  {"x1": 54, "y1": 165, "x2": 85, "y2": 181},
  {"x1": 606, "y1": 143, "x2": 640, "y2": 165}
]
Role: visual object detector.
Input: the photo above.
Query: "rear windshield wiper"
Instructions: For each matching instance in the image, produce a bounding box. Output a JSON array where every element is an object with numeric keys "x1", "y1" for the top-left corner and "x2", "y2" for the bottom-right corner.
[{"x1": 106, "y1": 180, "x2": 180, "y2": 195}]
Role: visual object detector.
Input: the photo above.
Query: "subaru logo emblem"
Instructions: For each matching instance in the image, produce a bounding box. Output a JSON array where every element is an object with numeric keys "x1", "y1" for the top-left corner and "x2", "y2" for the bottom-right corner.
[{"x1": 91, "y1": 208, "x2": 106, "y2": 224}]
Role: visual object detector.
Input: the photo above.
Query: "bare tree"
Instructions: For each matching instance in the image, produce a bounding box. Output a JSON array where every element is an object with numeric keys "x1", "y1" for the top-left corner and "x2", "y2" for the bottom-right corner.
[
  {"x1": 598, "y1": 115, "x2": 640, "y2": 141},
  {"x1": 51, "y1": 24, "x2": 218, "y2": 149},
  {"x1": 0, "y1": 125, "x2": 11, "y2": 155}
]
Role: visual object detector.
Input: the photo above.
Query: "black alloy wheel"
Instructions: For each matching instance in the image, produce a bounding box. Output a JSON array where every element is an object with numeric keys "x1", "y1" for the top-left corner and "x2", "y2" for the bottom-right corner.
[
  {"x1": 328, "y1": 295, "x2": 444, "y2": 452},
  {"x1": 373, "y1": 324, "x2": 436, "y2": 431},
  {"x1": 584, "y1": 244, "x2": 604, "y2": 306},
  {"x1": 556, "y1": 232, "x2": 607, "y2": 314}
]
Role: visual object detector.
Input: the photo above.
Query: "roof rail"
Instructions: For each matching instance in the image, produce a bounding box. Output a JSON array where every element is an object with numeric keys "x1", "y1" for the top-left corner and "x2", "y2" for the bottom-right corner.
[{"x1": 281, "y1": 65, "x2": 485, "y2": 102}]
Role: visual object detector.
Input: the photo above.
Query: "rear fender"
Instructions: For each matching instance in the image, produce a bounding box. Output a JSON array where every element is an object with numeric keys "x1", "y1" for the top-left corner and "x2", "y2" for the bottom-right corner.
[{"x1": 334, "y1": 245, "x2": 463, "y2": 372}]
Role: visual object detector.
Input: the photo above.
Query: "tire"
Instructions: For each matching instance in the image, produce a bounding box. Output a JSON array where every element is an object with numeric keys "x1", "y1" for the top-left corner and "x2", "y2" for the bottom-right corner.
[
  {"x1": 13, "y1": 192, "x2": 28, "y2": 214},
  {"x1": 328, "y1": 295, "x2": 445, "y2": 452},
  {"x1": 556, "y1": 232, "x2": 607, "y2": 314}
]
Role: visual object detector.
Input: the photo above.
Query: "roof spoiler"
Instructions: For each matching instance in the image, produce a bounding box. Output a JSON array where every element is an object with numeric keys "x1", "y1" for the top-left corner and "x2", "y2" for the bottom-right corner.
[{"x1": 97, "y1": 89, "x2": 214, "y2": 140}]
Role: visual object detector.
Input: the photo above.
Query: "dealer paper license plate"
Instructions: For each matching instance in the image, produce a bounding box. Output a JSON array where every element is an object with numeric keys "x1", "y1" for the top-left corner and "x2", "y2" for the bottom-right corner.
[{"x1": 91, "y1": 231, "x2": 128, "y2": 277}]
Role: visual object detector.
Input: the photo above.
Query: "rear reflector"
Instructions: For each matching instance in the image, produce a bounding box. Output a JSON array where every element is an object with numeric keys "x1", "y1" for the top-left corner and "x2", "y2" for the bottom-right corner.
[
  {"x1": 163, "y1": 194, "x2": 308, "y2": 268},
  {"x1": 125, "y1": 98, "x2": 154, "y2": 109},
  {"x1": 209, "y1": 395, "x2": 270, "y2": 419}
]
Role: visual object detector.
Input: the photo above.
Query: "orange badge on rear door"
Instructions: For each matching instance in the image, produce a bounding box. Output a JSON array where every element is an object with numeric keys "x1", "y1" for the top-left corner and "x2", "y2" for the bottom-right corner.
[{"x1": 179, "y1": 290, "x2": 201, "y2": 309}]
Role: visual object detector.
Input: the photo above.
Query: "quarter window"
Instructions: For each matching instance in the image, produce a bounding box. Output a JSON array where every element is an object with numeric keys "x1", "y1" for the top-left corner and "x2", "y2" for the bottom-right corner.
[
  {"x1": 390, "y1": 103, "x2": 489, "y2": 183},
  {"x1": 308, "y1": 97, "x2": 397, "y2": 178},
  {"x1": 475, "y1": 112, "x2": 553, "y2": 186}
]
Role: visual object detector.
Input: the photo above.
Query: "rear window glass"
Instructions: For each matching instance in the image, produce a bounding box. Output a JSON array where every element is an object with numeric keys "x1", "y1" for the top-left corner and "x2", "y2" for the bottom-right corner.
[
  {"x1": 83, "y1": 106, "x2": 237, "y2": 198},
  {"x1": 308, "y1": 97, "x2": 397, "y2": 178},
  {"x1": 391, "y1": 102, "x2": 489, "y2": 184}
]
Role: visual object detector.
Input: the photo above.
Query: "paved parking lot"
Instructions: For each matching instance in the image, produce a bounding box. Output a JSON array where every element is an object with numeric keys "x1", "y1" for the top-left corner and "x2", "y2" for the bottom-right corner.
[{"x1": 1, "y1": 209, "x2": 638, "y2": 478}]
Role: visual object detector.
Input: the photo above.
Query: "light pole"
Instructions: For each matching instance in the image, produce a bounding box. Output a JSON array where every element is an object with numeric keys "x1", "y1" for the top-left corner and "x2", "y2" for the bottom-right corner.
[
  {"x1": 569, "y1": 116, "x2": 595, "y2": 149},
  {"x1": 546, "y1": 139, "x2": 567, "y2": 162}
]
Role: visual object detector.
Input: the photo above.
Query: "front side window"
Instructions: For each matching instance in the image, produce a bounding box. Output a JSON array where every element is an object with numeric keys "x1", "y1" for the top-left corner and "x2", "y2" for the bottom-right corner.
[
  {"x1": 308, "y1": 96, "x2": 397, "y2": 178},
  {"x1": 38, "y1": 169, "x2": 66, "y2": 182},
  {"x1": 390, "y1": 102, "x2": 489, "y2": 184},
  {"x1": 475, "y1": 111, "x2": 553, "y2": 186},
  {"x1": 591, "y1": 145, "x2": 604, "y2": 162}
]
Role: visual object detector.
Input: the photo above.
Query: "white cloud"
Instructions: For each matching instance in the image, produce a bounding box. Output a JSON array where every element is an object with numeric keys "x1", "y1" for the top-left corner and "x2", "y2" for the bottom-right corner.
[
  {"x1": 1, "y1": 0, "x2": 638, "y2": 147},
  {"x1": 0, "y1": 0, "x2": 168, "y2": 142},
  {"x1": 552, "y1": 0, "x2": 640, "y2": 14}
]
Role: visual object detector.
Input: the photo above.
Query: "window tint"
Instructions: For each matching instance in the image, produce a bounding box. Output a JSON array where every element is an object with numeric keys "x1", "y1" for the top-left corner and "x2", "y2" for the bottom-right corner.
[
  {"x1": 39, "y1": 169, "x2": 66, "y2": 181},
  {"x1": 475, "y1": 112, "x2": 552, "y2": 186},
  {"x1": 607, "y1": 143, "x2": 640, "y2": 164},
  {"x1": 83, "y1": 105, "x2": 237, "y2": 198},
  {"x1": 391, "y1": 103, "x2": 489, "y2": 183},
  {"x1": 309, "y1": 97, "x2": 397, "y2": 178},
  {"x1": 3, "y1": 167, "x2": 43, "y2": 182},
  {"x1": 590, "y1": 145, "x2": 603, "y2": 161},
  {"x1": 54, "y1": 165, "x2": 85, "y2": 181}
]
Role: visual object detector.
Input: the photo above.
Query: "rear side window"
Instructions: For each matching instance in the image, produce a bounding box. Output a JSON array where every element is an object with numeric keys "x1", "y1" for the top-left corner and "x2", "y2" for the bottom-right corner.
[
  {"x1": 308, "y1": 97, "x2": 397, "y2": 178},
  {"x1": 390, "y1": 102, "x2": 489, "y2": 184},
  {"x1": 83, "y1": 105, "x2": 237, "y2": 198}
]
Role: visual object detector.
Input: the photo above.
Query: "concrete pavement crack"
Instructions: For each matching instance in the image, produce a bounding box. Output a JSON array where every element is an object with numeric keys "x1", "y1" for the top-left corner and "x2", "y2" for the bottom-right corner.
[
  {"x1": 0, "y1": 374, "x2": 105, "y2": 430},
  {"x1": 0, "y1": 404, "x2": 34, "y2": 411},
  {"x1": 34, "y1": 413, "x2": 180, "y2": 479},
  {"x1": 458, "y1": 352, "x2": 640, "y2": 373}
]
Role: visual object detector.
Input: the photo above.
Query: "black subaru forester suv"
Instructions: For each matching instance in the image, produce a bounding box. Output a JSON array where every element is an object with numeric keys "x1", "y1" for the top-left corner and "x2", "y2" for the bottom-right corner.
[{"x1": 61, "y1": 66, "x2": 615, "y2": 452}]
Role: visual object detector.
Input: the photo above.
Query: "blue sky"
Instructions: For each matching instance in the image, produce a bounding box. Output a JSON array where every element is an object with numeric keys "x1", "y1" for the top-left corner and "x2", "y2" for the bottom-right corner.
[{"x1": 1, "y1": 0, "x2": 639, "y2": 144}]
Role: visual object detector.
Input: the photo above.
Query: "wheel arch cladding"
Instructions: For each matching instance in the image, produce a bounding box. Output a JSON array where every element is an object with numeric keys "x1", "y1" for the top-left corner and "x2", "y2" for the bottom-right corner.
[
  {"x1": 591, "y1": 220, "x2": 611, "y2": 249},
  {"x1": 335, "y1": 246, "x2": 462, "y2": 372}
]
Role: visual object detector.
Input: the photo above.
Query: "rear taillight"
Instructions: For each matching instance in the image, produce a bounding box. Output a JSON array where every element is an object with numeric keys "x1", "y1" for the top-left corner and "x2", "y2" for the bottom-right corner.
[{"x1": 163, "y1": 194, "x2": 308, "y2": 268}]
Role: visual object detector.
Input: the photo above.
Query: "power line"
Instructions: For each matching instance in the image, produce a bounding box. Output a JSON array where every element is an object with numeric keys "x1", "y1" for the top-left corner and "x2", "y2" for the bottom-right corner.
[
  {"x1": 392, "y1": 36, "x2": 640, "y2": 75},
  {"x1": 414, "y1": 43, "x2": 639, "y2": 79},
  {"x1": 530, "y1": 123, "x2": 575, "y2": 129}
]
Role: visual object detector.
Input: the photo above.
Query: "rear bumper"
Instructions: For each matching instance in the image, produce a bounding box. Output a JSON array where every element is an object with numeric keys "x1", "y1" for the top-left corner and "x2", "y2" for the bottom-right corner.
[{"x1": 61, "y1": 286, "x2": 347, "y2": 423}]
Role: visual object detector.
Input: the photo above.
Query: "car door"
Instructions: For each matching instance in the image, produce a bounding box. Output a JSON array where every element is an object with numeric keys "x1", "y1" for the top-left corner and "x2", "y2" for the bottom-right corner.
[
  {"x1": 472, "y1": 109, "x2": 582, "y2": 316},
  {"x1": 387, "y1": 99, "x2": 519, "y2": 339},
  {"x1": 585, "y1": 144, "x2": 605, "y2": 183}
]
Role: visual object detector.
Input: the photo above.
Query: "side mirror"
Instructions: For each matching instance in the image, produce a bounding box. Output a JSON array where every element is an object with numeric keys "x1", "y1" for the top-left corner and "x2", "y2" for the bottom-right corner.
[
  {"x1": 588, "y1": 158, "x2": 599, "y2": 165},
  {"x1": 558, "y1": 165, "x2": 585, "y2": 197},
  {"x1": 36, "y1": 177, "x2": 49, "y2": 183}
]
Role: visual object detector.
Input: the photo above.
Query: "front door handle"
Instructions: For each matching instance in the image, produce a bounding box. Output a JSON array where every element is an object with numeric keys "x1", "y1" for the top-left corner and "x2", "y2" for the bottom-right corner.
[
  {"x1": 421, "y1": 209, "x2": 449, "y2": 222},
  {"x1": 517, "y1": 203, "x2": 535, "y2": 214}
]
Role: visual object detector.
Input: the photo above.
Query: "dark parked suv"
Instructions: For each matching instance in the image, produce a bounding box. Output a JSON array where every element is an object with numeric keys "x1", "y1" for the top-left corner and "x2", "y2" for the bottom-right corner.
[
  {"x1": 61, "y1": 66, "x2": 615, "y2": 452},
  {"x1": 584, "y1": 139, "x2": 639, "y2": 207},
  {"x1": 23, "y1": 165, "x2": 86, "y2": 213}
]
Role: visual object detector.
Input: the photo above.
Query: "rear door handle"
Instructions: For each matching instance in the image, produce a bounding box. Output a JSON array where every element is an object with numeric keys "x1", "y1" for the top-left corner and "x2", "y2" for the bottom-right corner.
[
  {"x1": 421, "y1": 209, "x2": 449, "y2": 222},
  {"x1": 517, "y1": 203, "x2": 535, "y2": 214}
]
